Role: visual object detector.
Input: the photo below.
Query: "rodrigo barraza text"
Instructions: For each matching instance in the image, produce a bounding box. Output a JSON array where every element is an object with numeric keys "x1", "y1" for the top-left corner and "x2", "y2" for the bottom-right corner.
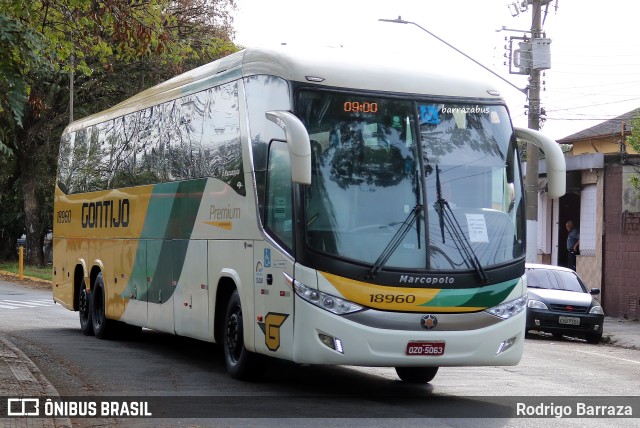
[{"x1": 516, "y1": 402, "x2": 632, "y2": 418}]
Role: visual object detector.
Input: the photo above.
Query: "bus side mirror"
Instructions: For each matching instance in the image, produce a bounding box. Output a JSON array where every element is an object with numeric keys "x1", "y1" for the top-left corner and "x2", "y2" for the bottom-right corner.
[
  {"x1": 266, "y1": 111, "x2": 312, "y2": 185},
  {"x1": 515, "y1": 127, "x2": 566, "y2": 198}
]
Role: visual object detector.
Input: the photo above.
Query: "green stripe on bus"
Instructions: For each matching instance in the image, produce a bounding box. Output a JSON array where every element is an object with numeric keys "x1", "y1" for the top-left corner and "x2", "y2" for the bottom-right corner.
[
  {"x1": 123, "y1": 179, "x2": 207, "y2": 304},
  {"x1": 420, "y1": 279, "x2": 519, "y2": 309}
]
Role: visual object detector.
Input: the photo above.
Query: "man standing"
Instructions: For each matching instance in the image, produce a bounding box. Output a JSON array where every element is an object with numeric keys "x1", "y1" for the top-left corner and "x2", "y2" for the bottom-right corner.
[{"x1": 566, "y1": 220, "x2": 580, "y2": 271}]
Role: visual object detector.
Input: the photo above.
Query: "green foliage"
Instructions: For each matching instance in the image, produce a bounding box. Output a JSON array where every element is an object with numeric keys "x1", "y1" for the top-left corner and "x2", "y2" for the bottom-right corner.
[
  {"x1": 0, "y1": 262, "x2": 52, "y2": 281},
  {"x1": 0, "y1": 0, "x2": 239, "y2": 264},
  {"x1": 627, "y1": 111, "x2": 640, "y2": 154},
  {"x1": 628, "y1": 111, "x2": 640, "y2": 194},
  {"x1": 0, "y1": 12, "x2": 50, "y2": 154}
]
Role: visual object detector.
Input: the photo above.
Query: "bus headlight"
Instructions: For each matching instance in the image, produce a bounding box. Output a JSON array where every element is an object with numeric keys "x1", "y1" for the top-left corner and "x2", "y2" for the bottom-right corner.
[
  {"x1": 485, "y1": 296, "x2": 526, "y2": 319},
  {"x1": 289, "y1": 277, "x2": 363, "y2": 315}
]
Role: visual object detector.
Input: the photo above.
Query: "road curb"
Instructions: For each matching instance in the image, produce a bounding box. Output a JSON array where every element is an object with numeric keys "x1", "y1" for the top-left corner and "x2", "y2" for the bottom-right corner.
[{"x1": 0, "y1": 334, "x2": 71, "y2": 427}]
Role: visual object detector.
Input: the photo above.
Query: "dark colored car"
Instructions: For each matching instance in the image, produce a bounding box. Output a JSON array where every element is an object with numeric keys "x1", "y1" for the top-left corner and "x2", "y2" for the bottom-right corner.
[{"x1": 525, "y1": 264, "x2": 604, "y2": 344}]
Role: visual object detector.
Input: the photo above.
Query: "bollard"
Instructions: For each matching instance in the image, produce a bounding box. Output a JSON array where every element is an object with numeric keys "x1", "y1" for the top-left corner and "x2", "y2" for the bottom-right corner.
[{"x1": 19, "y1": 246, "x2": 24, "y2": 280}]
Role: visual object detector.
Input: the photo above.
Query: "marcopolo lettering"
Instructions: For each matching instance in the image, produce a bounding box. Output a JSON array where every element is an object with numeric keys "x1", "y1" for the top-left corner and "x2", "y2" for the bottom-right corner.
[
  {"x1": 81, "y1": 199, "x2": 130, "y2": 229},
  {"x1": 399, "y1": 275, "x2": 455, "y2": 285}
]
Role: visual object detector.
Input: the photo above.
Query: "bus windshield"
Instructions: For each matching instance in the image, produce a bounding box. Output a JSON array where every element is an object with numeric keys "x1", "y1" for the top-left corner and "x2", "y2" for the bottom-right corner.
[{"x1": 296, "y1": 90, "x2": 524, "y2": 272}]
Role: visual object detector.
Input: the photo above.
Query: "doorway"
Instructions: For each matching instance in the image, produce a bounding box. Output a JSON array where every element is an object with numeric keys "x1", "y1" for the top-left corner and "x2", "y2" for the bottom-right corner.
[{"x1": 558, "y1": 192, "x2": 580, "y2": 268}]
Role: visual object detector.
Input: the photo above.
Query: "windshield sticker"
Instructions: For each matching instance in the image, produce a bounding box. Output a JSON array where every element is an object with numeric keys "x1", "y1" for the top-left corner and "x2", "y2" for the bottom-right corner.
[
  {"x1": 274, "y1": 197, "x2": 286, "y2": 219},
  {"x1": 452, "y1": 111, "x2": 467, "y2": 129},
  {"x1": 391, "y1": 116, "x2": 402, "y2": 130},
  {"x1": 419, "y1": 105, "x2": 441, "y2": 125},
  {"x1": 490, "y1": 111, "x2": 501, "y2": 124},
  {"x1": 466, "y1": 214, "x2": 489, "y2": 243}
]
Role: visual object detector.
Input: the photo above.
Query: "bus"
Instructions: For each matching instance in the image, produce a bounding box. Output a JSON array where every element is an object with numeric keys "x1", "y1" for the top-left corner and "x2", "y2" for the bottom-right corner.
[{"x1": 53, "y1": 45, "x2": 566, "y2": 383}]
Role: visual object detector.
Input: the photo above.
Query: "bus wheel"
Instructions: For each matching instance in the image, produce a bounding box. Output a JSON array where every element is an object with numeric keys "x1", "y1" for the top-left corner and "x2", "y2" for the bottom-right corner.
[
  {"x1": 91, "y1": 273, "x2": 112, "y2": 339},
  {"x1": 79, "y1": 284, "x2": 94, "y2": 336},
  {"x1": 395, "y1": 367, "x2": 439, "y2": 383},
  {"x1": 223, "y1": 289, "x2": 264, "y2": 380}
]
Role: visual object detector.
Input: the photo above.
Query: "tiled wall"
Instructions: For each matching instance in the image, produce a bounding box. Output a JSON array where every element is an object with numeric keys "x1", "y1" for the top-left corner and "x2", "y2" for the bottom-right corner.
[{"x1": 603, "y1": 165, "x2": 640, "y2": 318}]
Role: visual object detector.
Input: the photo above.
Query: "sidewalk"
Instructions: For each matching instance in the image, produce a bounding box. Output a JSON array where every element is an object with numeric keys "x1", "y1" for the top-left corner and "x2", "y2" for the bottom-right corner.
[
  {"x1": 0, "y1": 335, "x2": 71, "y2": 427},
  {"x1": 602, "y1": 316, "x2": 640, "y2": 349}
]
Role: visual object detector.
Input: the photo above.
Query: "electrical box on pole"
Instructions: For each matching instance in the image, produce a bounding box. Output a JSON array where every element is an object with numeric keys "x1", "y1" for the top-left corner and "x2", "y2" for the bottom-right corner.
[
  {"x1": 531, "y1": 38, "x2": 552, "y2": 69},
  {"x1": 509, "y1": 37, "x2": 551, "y2": 75}
]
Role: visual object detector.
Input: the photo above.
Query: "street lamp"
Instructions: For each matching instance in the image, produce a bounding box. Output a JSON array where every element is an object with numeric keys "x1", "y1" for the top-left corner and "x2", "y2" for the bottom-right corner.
[{"x1": 378, "y1": 16, "x2": 527, "y2": 96}]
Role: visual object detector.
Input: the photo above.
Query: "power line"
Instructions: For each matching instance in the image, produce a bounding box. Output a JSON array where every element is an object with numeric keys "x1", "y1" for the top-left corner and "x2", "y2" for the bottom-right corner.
[
  {"x1": 545, "y1": 117, "x2": 633, "y2": 121},
  {"x1": 544, "y1": 97, "x2": 640, "y2": 112},
  {"x1": 552, "y1": 80, "x2": 640, "y2": 90}
]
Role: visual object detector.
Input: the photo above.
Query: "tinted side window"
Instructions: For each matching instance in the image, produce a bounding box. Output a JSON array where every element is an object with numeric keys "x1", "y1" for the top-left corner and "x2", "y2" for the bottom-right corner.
[
  {"x1": 244, "y1": 75, "x2": 290, "y2": 221},
  {"x1": 137, "y1": 105, "x2": 169, "y2": 184},
  {"x1": 59, "y1": 80, "x2": 244, "y2": 193},
  {"x1": 75, "y1": 125, "x2": 101, "y2": 193},
  {"x1": 57, "y1": 132, "x2": 73, "y2": 194},
  {"x1": 201, "y1": 81, "x2": 244, "y2": 195},
  {"x1": 266, "y1": 141, "x2": 293, "y2": 249}
]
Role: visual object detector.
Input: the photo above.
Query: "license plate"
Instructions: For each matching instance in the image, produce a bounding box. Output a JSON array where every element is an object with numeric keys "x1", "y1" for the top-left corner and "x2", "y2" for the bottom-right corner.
[
  {"x1": 558, "y1": 316, "x2": 580, "y2": 326},
  {"x1": 406, "y1": 341, "x2": 445, "y2": 356}
]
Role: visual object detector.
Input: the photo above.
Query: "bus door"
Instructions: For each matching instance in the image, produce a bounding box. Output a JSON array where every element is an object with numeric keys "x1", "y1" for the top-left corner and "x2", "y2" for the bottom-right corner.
[
  {"x1": 174, "y1": 240, "x2": 210, "y2": 341},
  {"x1": 253, "y1": 242, "x2": 294, "y2": 359},
  {"x1": 121, "y1": 239, "x2": 148, "y2": 326},
  {"x1": 146, "y1": 239, "x2": 175, "y2": 333}
]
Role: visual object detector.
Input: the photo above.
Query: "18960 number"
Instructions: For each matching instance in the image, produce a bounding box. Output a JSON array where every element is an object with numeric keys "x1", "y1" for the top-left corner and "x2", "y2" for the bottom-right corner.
[
  {"x1": 369, "y1": 294, "x2": 416, "y2": 304},
  {"x1": 56, "y1": 210, "x2": 72, "y2": 224}
]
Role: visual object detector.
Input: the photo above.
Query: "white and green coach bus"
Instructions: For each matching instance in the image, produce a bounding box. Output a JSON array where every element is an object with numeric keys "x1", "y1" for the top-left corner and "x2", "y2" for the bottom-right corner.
[{"x1": 53, "y1": 46, "x2": 566, "y2": 383}]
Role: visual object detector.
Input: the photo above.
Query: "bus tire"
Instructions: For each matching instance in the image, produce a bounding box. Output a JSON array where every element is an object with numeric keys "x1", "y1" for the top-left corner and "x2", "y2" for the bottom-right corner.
[
  {"x1": 91, "y1": 273, "x2": 112, "y2": 340},
  {"x1": 79, "y1": 284, "x2": 94, "y2": 336},
  {"x1": 395, "y1": 366, "x2": 439, "y2": 383},
  {"x1": 223, "y1": 289, "x2": 264, "y2": 381}
]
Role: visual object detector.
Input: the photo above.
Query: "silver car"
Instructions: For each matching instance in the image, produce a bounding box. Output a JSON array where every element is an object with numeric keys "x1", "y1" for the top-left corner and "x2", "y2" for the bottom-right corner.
[{"x1": 525, "y1": 264, "x2": 604, "y2": 344}]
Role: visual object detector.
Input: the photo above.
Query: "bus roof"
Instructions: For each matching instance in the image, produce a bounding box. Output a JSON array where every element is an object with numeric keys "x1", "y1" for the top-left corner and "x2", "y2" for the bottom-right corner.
[{"x1": 64, "y1": 45, "x2": 504, "y2": 133}]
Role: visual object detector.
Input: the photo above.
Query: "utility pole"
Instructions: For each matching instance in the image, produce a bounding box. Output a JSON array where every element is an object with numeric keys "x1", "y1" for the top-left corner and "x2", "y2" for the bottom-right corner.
[
  {"x1": 503, "y1": 0, "x2": 553, "y2": 262},
  {"x1": 525, "y1": 0, "x2": 543, "y2": 263}
]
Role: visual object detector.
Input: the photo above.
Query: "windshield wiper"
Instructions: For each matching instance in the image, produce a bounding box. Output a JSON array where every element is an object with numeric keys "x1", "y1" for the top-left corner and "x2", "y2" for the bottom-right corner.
[
  {"x1": 433, "y1": 165, "x2": 489, "y2": 284},
  {"x1": 367, "y1": 204, "x2": 423, "y2": 279}
]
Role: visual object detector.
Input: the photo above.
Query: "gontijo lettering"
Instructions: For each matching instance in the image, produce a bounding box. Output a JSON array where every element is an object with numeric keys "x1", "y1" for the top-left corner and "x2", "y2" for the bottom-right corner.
[{"x1": 81, "y1": 199, "x2": 130, "y2": 228}]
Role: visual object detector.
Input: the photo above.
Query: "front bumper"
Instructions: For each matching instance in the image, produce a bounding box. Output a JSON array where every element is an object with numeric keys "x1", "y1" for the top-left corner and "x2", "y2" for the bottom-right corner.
[
  {"x1": 526, "y1": 308, "x2": 604, "y2": 335},
  {"x1": 292, "y1": 295, "x2": 525, "y2": 367}
]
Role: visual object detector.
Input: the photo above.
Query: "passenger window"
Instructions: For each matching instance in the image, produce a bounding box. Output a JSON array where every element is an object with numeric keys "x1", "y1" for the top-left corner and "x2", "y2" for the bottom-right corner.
[{"x1": 265, "y1": 140, "x2": 293, "y2": 249}]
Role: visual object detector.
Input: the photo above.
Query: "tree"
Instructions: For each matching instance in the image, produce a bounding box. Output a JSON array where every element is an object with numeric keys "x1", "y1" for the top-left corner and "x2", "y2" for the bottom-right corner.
[
  {"x1": 626, "y1": 111, "x2": 640, "y2": 193},
  {"x1": 0, "y1": 0, "x2": 238, "y2": 265},
  {"x1": 0, "y1": 11, "x2": 50, "y2": 156}
]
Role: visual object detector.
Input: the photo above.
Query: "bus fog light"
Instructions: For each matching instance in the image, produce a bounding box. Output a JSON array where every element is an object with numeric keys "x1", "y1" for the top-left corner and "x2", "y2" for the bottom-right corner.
[
  {"x1": 318, "y1": 333, "x2": 344, "y2": 354},
  {"x1": 534, "y1": 319, "x2": 540, "y2": 326},
  {"x1": 496, "y1": 336, "x2": 517, "y2": 354},
  {"x1": 594, "y1": 325, "x2": 600, "y2": 331}
]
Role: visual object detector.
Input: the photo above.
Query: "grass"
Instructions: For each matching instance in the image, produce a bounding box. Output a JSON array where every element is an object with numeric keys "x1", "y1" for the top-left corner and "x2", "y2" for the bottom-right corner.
[{"x1": 0, "y1": 262, "x2": 53, "y2": 281}]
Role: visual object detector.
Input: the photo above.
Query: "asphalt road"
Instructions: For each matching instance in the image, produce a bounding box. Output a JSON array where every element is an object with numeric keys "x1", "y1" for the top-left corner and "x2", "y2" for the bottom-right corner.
[{"x1": 1, "y1": 279, "x2": 639, "y2": 428}]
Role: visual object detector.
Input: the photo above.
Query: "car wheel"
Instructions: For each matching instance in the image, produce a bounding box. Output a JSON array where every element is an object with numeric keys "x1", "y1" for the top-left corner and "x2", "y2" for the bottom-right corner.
[
  {"x1": 223, "y1": 289, "x2": 264, "y2": 380},
  {"x1": 79, "y1": 284, "x2": 94, "y2": 336},
  {"x1": 586, "y1": 332, "x2": 602, "y2": 344},
  {"x1": 395, "y1": 367, "x2": 439, "y2": 383},
  {"x1": 91, "y1": 273, "x2": 113, "y2": 339}
]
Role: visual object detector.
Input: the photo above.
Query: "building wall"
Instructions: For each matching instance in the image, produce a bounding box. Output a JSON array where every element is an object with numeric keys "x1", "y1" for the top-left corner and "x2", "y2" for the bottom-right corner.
[
  {"x1": 602, "y1": 165, "x2": 640, "y2": 318},
  {"x1": 576, "y1": 170, "x2": 603, "y2": 301},
  {"x1": 572, "y1": 136, "x2": 639, "y2": 156}
]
